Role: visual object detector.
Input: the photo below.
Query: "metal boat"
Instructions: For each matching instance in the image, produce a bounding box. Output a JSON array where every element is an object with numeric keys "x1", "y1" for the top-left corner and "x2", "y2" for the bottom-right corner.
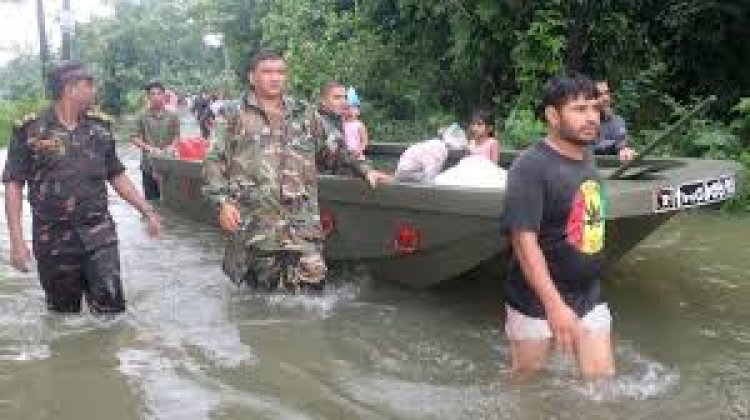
[{"x1": 152, "y1": 141, "x2": 741, "y2": 287}]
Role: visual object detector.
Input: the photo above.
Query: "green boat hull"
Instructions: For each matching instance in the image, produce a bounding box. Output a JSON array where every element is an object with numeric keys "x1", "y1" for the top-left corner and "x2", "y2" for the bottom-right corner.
[{"x1": 152, "y1": 145, "x2": 742, "y2": 287}]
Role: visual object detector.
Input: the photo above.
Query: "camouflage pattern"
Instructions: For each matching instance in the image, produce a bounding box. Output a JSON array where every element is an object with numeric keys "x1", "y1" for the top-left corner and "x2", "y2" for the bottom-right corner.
[
  {"x1": 37, "y1": 244, "x2": 124, "y2": 313},
  {"x1": 202, "y1": 90, "x2": 371, "y2": 289},
  {"x1": 134, "y1": 109, "x2": 180, "y2": 173},
  {"x1": 2, "y1": 107, "x2": 127, "y2": 312}
]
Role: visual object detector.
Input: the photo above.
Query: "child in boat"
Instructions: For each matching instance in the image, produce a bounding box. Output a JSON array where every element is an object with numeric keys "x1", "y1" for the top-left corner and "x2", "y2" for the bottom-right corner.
[
  {"x1": 467, "y1": 109, "x2": 499, "y2": 163},
  {"x1": 343, "y1": 104, "x2": 369, "y2": 160}
]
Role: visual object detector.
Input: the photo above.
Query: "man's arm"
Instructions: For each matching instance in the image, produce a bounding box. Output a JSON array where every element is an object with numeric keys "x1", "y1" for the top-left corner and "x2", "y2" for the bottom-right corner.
[
  {"x1": 202, "y1": 114, "x2": 240, "y2": 232},
  {"x1": 169, "y1": 113, "x2": 181, "y2": 148},
  {"x1": 3, "y1": 127, "x2": 33, "y2": 271},
  {"x1": 312, "y1": 112, "x2": 391, "y2": 187},
  {"x1": 5, "y1": 182, "x2": 24, "y2": 245},
  {"x1": 100, "y1": 122, "x2": 160, "y2": 236},
  {"x1": 108, "y1": 173, "x2": 161, "y2": 237},
  {"x1": 510, "y1": 230, "x2": 579, "y2": 353},
  {"x1": 613, "y1": 116, "x2": 636, "y2": 162},
  {"x1": 4, "y1": 181, "x2": 32, "y2": 271},
  {"x1": 108, "y1": 173, "x2": 154, "y2": 216}
]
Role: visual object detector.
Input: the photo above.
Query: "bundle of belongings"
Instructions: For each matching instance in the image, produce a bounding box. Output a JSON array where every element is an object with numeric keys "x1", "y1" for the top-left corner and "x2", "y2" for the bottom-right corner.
[{"x1": 395, "y1": 123, "x2": 507, "y2": 189}]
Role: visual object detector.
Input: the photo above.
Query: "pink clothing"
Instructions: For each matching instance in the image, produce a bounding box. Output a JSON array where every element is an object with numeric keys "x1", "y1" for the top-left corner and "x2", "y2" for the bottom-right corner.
[
  {"x1": 343, "y1": 120, "x2": 365, "y2": 159},
  {"x1": 468, "y1": 138, "x2": 499, "y2": 162}
]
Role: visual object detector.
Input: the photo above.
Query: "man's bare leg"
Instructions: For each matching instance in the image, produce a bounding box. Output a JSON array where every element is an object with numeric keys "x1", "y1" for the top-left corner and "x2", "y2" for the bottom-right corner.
[
  {"x1": 575, "y1": 328, "x2": 615, "y2": 380},
  {"x1": 509, "y1": 338, "x2": 552, "y2": 381}
]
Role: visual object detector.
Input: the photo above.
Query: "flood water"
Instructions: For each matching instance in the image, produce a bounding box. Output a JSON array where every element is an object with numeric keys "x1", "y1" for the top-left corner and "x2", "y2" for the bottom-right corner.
[{"x1": 0, "y1": 144, "x2": 748, "y2": 419}]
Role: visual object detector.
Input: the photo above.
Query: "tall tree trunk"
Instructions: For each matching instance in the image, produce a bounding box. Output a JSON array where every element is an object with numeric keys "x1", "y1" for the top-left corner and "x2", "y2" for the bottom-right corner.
[{"x1": 564, "y1": 0, "x2": 595, "y2": 73}]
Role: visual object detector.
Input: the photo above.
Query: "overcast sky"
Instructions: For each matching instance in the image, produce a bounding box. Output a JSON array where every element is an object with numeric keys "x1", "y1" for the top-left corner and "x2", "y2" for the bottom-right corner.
[{"x1": 0, "y1": 0, "x2": 111, "y2": 66}]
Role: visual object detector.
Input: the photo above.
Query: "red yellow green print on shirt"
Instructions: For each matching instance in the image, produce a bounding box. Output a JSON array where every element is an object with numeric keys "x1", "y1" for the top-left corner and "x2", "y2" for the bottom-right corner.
[{"x1": 565, "y1": 180, "x2": 605, "y2": 254}]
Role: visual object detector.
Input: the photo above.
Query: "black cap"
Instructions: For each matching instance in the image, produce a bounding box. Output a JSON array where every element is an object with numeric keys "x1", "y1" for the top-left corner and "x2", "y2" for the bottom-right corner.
[
  {"x1": 48, "y1": 61, "x2": 94, "y2": 99},
  {"x1": 144, "y1": 79, "x2": 165, "y2": 92}
]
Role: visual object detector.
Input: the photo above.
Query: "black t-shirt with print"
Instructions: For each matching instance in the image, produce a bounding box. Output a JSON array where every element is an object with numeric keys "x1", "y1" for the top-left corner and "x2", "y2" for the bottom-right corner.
[{"x1": 504, "y1": 140, "x2": 606, "y2": 318}]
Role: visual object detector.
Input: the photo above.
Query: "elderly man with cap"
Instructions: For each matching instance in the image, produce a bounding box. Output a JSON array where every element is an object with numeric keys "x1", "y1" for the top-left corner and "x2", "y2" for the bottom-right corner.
[
  {"x1": 131, "y1": 79, "x2": 181, "y2": 201},
  {"x1": 2, "y1": 61, "x2": 161, "y2": 315}
]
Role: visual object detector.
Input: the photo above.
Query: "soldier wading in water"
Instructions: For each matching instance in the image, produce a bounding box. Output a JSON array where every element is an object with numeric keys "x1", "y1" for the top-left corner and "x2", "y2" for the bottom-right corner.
[
  {"x1": 3, "y1": 61, "x2": 161, "y2": 314},
  {"x1": 203, "y1": 50, "x2": 391, "y2": 292}
]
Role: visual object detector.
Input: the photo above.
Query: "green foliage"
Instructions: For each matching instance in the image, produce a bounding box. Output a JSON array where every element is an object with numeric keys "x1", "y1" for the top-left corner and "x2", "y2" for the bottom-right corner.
[
  {"x1": 76, "y1": 0, "x2": 233, "y2": 114},
  {"x1": 730, "y1": 98, "x2": 750, "y2": 146},
  {"x1": 721, "y1": 151, "x2": 750, "y2": 213},
  {"x1": 0, "y1": 55, "x2": 44, "y2": 100},
  {"x1": 634, "y1": 96, "x2": 740, "y2": 159},
  {"x1": 0, "y1": 97, "x2": 48, "y2": 147},
  {"x1": 511, "y1": 8, "x2": 565, "y2": 110},
  {"x1": 262, "y1": 0, "x2": 366, "y2": 97},
  {"x1": 367, "y1": 107, "x2": 456, "y2": 143},
  {"x1": 501, "y1": 108, "x2": 545, "y2": 150}
]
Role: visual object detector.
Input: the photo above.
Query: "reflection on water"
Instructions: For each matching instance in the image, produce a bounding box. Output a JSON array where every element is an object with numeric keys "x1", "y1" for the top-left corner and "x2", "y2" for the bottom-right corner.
[{"x1": 0, "y1": 147, "x2": 748, "y2": 419}]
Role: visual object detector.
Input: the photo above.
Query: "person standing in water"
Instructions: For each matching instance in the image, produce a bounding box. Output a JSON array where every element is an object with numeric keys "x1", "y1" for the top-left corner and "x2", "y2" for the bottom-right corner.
[
  {"x1": 467, "y1": 109, "x2": 499, "y2": 163},
  {"x1": 3, "y1": 61, "x2": 161, "y2": 314},
  {"x1": 131, "y1": 80, "x2": 180, "y2": 201},
  {"x1": 503, "y1": 74, "x2": 613, "y2": 380},
  {"x1": 202, "y1": 50, "x2": 391, "y2": 292}
]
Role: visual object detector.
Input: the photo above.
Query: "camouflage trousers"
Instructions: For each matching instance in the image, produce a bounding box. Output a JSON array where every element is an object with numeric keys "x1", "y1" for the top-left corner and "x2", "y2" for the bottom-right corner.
[
  {"x1": 222, "y1": 242, "x2": 328, "y2": 291},
  {"x1": 36, "y1": 243, "x2": 125, "y2": 314}
]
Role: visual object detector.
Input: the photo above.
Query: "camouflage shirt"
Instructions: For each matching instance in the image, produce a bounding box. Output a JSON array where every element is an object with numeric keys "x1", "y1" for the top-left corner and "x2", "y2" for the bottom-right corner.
[
  {"x1": 202, "y1": 90, "x2": 371, "y2": 253},
  {"x1": 2, "y1": 107, "x2": 125, "y2": 256},
  {"x1": 134, "y1": 108, "x2": 180, "y2": 172}
]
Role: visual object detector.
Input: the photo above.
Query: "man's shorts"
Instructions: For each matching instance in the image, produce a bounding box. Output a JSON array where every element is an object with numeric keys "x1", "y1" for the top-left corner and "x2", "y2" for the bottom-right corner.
[
  {"x1": 36, "y1": 243, "x2": 125, "y2": 314},
  {"x1": 505, "y1": 304, "x2": 612, "y2": 341}
]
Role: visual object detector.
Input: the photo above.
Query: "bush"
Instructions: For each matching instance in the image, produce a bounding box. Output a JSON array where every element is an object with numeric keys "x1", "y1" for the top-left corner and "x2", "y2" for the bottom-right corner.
[
  {"x1": 0, "y1": 97, "x2": 48, "y2": 147},
  {"x1": 366, "y1": 106, "x2": 456, "y2": 144},
  {"x1": 730, "y1": 98, "x2": 750, "y2": 147},
  {"x1": 501, "y1": 107, "x2": 545, "y2": 150},
  {"x1": 631, "y1": 96, "x2": 740, "y2": 159},
  {"x1": 721, "y1": 151, "x2": 750, "y2": 213}
]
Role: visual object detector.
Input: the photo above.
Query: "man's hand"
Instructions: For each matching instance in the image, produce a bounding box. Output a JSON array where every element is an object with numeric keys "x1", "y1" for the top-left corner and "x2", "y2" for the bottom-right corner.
[
  {"x1": 545, "y1": 301, "x2": 580, "y2": 355},
  {"x1": 143, "y1": 212, "x2": 162, "y2": 238},
  {"x1": 9, "y1": 240, "x2": 32, "y2": 273},
  {"x1": 218, "y1": 202, "x2": 241, "y2": 233},
  {"x1": 365, "y1": 170, "x2": 393, "y2": 188},
  {"x1": 131, "y1": 136, "x2": 146, "y2": 150},
  {"x1": 618, "y1": 147, "x2": 636, "y2": 163}
]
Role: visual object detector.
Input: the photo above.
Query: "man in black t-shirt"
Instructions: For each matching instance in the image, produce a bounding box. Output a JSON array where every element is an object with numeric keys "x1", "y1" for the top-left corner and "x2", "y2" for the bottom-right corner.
[{"x1": 504, "y1": 74, "x2": 614, "y2": 380}]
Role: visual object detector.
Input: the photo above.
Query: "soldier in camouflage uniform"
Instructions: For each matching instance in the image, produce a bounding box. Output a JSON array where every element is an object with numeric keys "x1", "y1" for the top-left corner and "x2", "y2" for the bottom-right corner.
[
  {"x1": 131, "y1": 80, "x2": 180, "y2": 201},
  {"x1": 202, "y1": 50, "x2": 391, "y2": 291},
  {"x1": 3, "y1": 61, "x2": 161, "y2": 314}
]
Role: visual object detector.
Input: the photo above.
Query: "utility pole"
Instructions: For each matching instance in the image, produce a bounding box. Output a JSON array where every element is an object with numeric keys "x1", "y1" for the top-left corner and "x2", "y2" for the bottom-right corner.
[
  {"x1": 36, "y1": 0, "x2": 50, "y2": 96},
  {"x1": 61, "y1": 0, "x2": 74, "y2": 60}
]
